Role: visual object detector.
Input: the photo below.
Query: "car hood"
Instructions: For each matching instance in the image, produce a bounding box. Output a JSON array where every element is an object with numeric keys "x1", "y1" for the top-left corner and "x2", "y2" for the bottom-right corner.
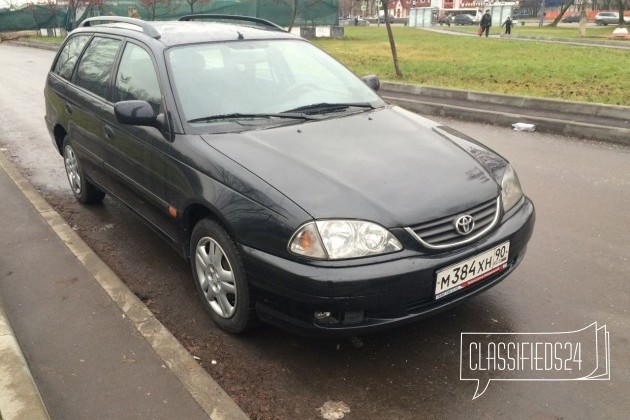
[{"x1": 200, "y1": 106, "x2": 500, "y2": 227}]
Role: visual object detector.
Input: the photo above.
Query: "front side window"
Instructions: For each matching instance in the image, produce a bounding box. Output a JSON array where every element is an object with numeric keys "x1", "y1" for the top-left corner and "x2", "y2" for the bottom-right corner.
[
  {"x1": 113, "y1": 43, "x2": 161, "y2": 113},
  {"x1": 75, "y1": 37, "x2": 122, "y2": 99},
  {"x1": 53, "y1": 35, "x2": 90, "y2": 80}
]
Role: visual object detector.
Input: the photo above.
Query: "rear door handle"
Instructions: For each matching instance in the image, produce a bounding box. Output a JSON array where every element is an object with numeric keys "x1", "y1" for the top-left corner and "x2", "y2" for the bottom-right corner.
[
  {"x1": 64, "y1": 103, "x2": 73, "y2": 115},
  {"x1": 103, "y1": 125, "x2": 115, "y2": 141}
]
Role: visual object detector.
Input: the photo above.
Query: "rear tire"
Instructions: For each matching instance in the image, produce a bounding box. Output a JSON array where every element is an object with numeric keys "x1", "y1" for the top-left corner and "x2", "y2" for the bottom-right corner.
[
  {"x1": 190, "y1": 218, "x2": 256, "y2": 333},
  {"x1": 62, "y1": 139, "x2": 105, "y2": 204}
]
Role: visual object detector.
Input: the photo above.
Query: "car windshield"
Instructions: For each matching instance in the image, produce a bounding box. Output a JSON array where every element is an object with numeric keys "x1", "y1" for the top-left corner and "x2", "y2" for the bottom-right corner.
[{"x1": 167, "y1": 39, "x2": 385, "y2": 126}]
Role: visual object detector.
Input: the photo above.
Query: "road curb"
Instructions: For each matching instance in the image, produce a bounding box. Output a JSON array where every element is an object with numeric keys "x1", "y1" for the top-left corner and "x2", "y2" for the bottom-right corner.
[
  {"x1": 382, "y1": 82, "x2": 630, "y2": 121},
  {"x1": 0, "y1": 152, "x2": 248, "y2": 420},
  {"x1": 0, "y1": 298, "x2": 50, "y2": 420},
  {"x1": 2, "y1": 40, "x2": 60, "y2": 51},
  {"x1": 381, "y1": 83, "x2": 630, "y2": 146}
]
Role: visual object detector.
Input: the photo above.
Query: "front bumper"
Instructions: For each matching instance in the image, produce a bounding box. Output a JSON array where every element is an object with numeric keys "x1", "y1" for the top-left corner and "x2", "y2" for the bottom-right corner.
[{"x1": 243, "y1": 198, "x2": 535, "y2": 337}]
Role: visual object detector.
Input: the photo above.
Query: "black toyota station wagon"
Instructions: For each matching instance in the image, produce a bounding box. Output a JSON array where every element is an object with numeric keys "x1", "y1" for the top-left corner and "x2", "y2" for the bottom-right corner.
[{"x1": 45, "y1": 15, "x2": 535, "y2": 336}]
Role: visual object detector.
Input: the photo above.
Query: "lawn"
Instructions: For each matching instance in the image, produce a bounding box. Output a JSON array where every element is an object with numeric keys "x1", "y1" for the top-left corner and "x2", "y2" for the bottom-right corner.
[
  {"x1": 313, "y1": 26, "x2": 630, "y2": 105},
  {"x1": 27, "y1": 35, "x2": 65, "y2": 44}
]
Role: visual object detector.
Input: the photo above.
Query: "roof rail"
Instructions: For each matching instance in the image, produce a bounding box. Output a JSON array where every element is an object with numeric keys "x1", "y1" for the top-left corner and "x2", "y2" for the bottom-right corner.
[
  {"x1": 79, "y1": 17, "x2": 161, "y2": 39},
  {"x1": 178, "y1": 14, "x2": 285, "y2": 31}
]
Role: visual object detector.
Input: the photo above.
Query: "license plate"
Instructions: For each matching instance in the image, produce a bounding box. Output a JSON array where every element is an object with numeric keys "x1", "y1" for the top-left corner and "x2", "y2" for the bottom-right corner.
[{"x1": 435, "y1": 242, "x2": 510, "y2": 300}]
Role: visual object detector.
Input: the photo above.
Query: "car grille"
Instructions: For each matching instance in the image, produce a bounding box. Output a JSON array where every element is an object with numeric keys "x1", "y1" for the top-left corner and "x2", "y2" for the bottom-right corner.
[{"x1": 405, "y1": 197, "x2": 500, "y2": 250}]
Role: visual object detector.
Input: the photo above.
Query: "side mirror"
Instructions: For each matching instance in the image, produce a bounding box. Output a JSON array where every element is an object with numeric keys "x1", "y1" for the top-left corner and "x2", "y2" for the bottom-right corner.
[
  {"x1": 115, "y1": 100, "x2": 157, "y2": 127},
  {"x1": 361, "y1": 74, "x2": 380, "y2": 92}
]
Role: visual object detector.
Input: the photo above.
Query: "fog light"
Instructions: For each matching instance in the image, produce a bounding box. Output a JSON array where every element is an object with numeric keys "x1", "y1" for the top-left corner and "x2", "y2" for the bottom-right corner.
[{"x1": 314, "y1": 311, "x2": 331, "y2": 320}]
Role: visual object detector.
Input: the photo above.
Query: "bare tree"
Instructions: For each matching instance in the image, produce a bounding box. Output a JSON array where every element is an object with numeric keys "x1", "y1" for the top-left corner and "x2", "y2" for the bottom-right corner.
[
  {"x1": 578, "y1": 0, "x2": 588, "y2": 36},
  {"x1": 185, "y1": 0, "x2": 210, "y2": 14},
  {"x1": 66, "y1": 0, "x2": 88, "y2": 29},
  {"x1": 272, "y1": 0, "x2": 326, "y2": 32},
  {"x1": 27, "y1": 0, "x2": 62, "y2": 32},
  {"x1": 616, "y1": 0, "x2": 626, "y2": 26},
  {"x1": 382, "y1": 1, "x2": 402, "y2": 78},
  {"x1": 44, "y1": 0, "x2": 61, "y2": 36},
  {"x1": 549, "y1": 0, "x2": 575, "y2": 27},
  {"x1": 26, "y1": 2, "x2": 40, "y2": 29},
  {"x1": 1, "y1": 0, "x2": 20, "y2": 9},
  {"x1": 139, "y1": 0, "x2": 167, "y2": 21},
  {"x1": 84, "y1": 0, "x2": 107, "y2": 17}
]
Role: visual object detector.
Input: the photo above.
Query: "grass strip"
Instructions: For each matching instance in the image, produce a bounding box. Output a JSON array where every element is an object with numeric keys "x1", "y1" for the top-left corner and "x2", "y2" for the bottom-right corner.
[{"x1": 313, "y1": 27, "x2": 630, "y2": 105}]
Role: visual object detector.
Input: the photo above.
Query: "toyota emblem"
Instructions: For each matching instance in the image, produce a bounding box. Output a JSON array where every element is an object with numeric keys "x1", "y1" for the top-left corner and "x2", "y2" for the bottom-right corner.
[{"x1": 454, "y1": 215, "x2": 475, "y2": 236}]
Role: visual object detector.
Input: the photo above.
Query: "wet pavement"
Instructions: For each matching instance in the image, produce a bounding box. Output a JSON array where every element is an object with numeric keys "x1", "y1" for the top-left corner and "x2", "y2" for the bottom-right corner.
[{"x1": 1, "y1": 43, "x2": 629, "y2": 419}]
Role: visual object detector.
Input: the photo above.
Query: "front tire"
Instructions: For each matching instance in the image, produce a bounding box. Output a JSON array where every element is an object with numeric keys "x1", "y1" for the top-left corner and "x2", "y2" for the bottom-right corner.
[
  {"x1": 190, "y1": 219, "x2": 256, "y2": 333},
  {"x1": 63, "y1": 140, "x2": 105, "y2": 204}
]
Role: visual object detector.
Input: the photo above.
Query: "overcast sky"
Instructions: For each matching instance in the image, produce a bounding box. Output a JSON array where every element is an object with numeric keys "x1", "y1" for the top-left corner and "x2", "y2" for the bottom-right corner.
[{"x1": 3, "y1": 0, "x2": 32, "y2": 6}]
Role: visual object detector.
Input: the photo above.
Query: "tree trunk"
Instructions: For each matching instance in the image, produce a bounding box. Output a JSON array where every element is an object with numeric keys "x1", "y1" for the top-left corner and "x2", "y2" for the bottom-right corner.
[
  {"x1": 578, "y1": 3, "x2": 587, "y2": 37},
  {"x1": 549, "y1": 0, "x2": 574, "y2": 27},
  {"x1": 70, "y1": 5, "x2": 75, "y2": 29},
  {"x1": 287, "y1": 0, "x2": 298, "y2": 32},
  {"x1": 618, "y1": 0, "x2": 625, "y2": 27},
  {"x1": 383, "y1": 5, "x2": 402, "y2": 78}
]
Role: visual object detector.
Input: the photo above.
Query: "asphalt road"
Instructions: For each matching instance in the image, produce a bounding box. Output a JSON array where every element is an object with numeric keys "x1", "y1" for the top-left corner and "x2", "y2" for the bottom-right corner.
[{"x1": 1, "y1": 44, "x2": 629, "y2": 419}]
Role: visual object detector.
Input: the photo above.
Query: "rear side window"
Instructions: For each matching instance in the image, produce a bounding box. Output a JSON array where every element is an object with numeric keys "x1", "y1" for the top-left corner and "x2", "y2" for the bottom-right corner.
[
  {"x1": 53, "y1": 35, "x2": 90, "y2": 80},
  {"x1": 75, "y1": 37, "x2": 122, "y2": 99},
  {"x1": 113, "y1": 43, "x2": 161, "y2": 113}
]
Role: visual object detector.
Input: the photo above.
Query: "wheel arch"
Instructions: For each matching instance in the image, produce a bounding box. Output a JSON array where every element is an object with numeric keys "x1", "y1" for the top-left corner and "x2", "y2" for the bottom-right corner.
[
  {"x1": 53, "y1": 124, "x2": 67, "y2": 156},
  {"x1": 181, "y1": 202, "x2": 235, "y2": 260}
]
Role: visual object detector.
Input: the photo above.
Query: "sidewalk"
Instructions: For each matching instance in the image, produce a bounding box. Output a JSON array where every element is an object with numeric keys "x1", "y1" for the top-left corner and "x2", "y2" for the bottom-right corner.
[
  {"x1": 0, "y1": 152, "x2": 247, "y2": 419},
  {"x1": 423, "y1": 26, "x2": 630, "y2": 49}
]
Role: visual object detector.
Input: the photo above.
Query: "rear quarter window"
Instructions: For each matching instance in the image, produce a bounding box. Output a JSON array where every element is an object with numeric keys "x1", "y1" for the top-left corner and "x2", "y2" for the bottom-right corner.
[{"x1": 52, "y1": 35, "x2": 90, "y2": 80}]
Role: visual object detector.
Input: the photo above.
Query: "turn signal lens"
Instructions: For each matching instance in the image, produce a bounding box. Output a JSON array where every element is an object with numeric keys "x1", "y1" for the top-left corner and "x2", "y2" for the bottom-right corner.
[{"x1": 289, "y1": 223, "x2": 327, "y2": 259}]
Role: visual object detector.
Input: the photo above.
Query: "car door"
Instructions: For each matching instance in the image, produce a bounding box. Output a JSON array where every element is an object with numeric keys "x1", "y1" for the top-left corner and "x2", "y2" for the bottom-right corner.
[
  {"x1": 61, "y1": 35, "x2": 122, "y2": 187},
  {"x1": 100, "y1": 41, "x2": 180, "y2": 244}
]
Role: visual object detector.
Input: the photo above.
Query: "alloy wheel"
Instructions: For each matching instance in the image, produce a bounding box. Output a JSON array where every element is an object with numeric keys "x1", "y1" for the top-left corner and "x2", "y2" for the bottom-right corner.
[
  {"x1": 64, "y1": 145, "x2": 81, "y2": 195},
  {"x1": 195, "y1": 237, "x2": 237, "y2": 318}
]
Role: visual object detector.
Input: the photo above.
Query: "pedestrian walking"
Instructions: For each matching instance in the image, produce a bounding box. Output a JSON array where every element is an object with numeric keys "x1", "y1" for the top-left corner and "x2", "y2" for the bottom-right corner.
[
  {"x1": 502, "y1": 16, "x2": 513, "y2": 35},
  {"x1": 479, "y1": 10, "x2": 492, "y2": 37}
]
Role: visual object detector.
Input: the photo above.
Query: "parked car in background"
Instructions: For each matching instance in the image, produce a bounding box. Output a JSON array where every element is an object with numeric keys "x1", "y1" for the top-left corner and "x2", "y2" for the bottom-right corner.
[
  {"x1": 341, "y1": 16, "x2": 370, "y2": 26},
  {"x1": 45, "y1": 15, "x2": 534, "y2": 336},
  {"x1": 511, "y1": 11, "x2": 531, "y2": 19},
  {"x1": 379, "y1": 14, "x2": 395, "y2": 23},
  {"x1": 452, "y1": 14, "x2": 475, "y2": 25},
  {"x1": 594, "y1": 11, "x2": 629, "y2": 25},
  {"x1": 561, "y1": 13, "x2": 582, "y2": 23},
  {"x1": 437, "y1": 14, "x2": 452, "y2": 25}
]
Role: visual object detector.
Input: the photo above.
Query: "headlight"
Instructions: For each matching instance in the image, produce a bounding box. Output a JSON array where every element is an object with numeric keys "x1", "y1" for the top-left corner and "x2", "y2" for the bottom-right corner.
[
  {"x1": 289, "y1": 220, "x2": 403, "y2": 260},
  {"x1": 501, "y1": 165, "x2": 524, "y2": 212}
]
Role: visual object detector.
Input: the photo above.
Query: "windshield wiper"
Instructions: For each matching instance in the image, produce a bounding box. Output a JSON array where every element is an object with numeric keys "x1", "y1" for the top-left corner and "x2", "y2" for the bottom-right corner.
[
  {"x1": 284, "y1": 102, "x2": 375, "y2": 115},
  {"x1": 187, "y1": 112, "x2": 317, "y2": 124}
]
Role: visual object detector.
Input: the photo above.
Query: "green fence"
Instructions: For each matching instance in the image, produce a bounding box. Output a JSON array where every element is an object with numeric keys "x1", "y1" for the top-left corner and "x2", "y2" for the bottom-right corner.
[
  {"x1": 0, "y1": 1, "x2": 339, "y2": 32},
  {"x1": 0, "y1": 5, "x2": 68, "y2": 32}
]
